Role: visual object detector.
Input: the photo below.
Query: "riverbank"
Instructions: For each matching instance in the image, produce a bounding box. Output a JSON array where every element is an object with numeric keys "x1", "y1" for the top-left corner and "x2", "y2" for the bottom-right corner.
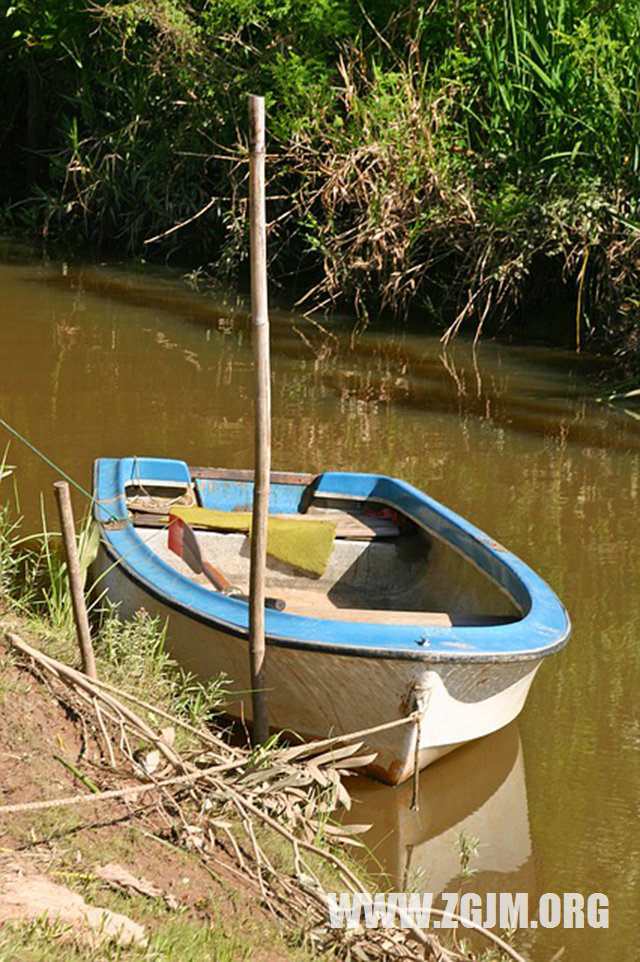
[
  {"x1": 1, "y1": 610, "x2": 444, "y2": 962},
  {"x1": 0, "y1": 617, "x2": 294, "y2": 961},
  {"x1": 2, "y1": 2, "x2": 639, "y2": 371}
]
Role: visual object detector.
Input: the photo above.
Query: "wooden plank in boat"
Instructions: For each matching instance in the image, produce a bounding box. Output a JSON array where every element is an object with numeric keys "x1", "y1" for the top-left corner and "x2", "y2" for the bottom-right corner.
[
  {"x1": 189, "y1": 466, "x2": 316, "y2": 485},
  {"x1": 130, "y1": 508, "x2": 399, "y2": 540},
  {"x1": 285, "y1": 508, "x2": 399, "y2": 539},
  {"x1": 318, "y1": 609, "x2": 454, "y2": 626},
  {"x1": 319, "y1": 610, "x2": 517, "y2": 626}
]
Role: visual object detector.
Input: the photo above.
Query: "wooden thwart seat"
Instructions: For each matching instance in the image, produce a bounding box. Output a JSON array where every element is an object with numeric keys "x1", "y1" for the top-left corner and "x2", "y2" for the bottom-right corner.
[
  {"x1": 128, "y1": 506, "x2": 399, "y2": 540},
  {"x1": 271, "y1": 586, "x2": 516, "y2": 626},
  {"x1": 314, "y1": 608, "x2": 454, "y2": 625},
  {"x1": 287, "y1": 508, "x2": 399, "y2": 540}
]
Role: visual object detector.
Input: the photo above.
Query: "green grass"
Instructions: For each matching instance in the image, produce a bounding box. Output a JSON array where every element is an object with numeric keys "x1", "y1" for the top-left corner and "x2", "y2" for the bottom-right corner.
[{"x1": 0, "y1": 909, "x2": 291, "y2": 962}]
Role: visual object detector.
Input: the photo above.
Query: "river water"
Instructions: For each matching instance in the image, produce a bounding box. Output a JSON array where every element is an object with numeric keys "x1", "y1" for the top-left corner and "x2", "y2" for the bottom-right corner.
[{"x1": 0, "y1": 250, "x2": 638, "y2": 961}]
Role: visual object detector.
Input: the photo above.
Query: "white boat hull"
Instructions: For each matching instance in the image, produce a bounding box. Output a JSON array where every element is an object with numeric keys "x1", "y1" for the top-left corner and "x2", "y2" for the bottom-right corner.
[{"x1": 95, "y1": 546, "x2": 541, "y2": 784}]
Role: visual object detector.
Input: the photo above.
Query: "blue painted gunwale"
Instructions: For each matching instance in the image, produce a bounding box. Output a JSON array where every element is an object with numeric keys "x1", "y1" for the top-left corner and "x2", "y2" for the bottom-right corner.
[{"x1": 93, "y1": 457, "x2": 571, "y2": 664}]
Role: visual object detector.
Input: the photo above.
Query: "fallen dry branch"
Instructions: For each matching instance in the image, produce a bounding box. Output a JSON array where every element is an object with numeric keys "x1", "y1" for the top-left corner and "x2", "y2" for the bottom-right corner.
[{"x1": 3, "y1": 629, "x2": 529, "y2": 962}]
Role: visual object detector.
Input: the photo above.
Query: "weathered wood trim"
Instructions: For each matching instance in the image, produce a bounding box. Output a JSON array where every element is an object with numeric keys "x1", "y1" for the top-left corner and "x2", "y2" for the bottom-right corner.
[{"x1": 189, "y1": 466, "x2": 317, "y2": 485}]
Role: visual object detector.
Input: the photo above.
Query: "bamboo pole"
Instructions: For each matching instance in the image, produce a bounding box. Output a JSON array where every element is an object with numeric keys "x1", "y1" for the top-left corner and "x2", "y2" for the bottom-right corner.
[
  {"x1": 53, "y1": 480, "x2": 97, "y2": 680},
  {"x1": 248, "y1": 93, "x2": 270, "y2": 745}
]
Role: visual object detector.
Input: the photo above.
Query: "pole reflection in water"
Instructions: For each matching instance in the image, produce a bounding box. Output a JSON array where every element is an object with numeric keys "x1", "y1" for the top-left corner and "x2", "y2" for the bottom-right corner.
[{"x1": 344, "y1": 723, "x2": 537, "y2": 900}]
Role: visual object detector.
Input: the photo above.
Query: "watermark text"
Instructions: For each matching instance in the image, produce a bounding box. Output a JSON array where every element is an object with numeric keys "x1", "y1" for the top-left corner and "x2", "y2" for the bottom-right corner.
[{"x1": 327, "y1": 891, "x2": 609, "y2": 930}]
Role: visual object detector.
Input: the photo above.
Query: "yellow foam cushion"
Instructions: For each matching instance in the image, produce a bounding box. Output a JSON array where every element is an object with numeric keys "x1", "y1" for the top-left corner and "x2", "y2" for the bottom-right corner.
[{"x1": 171, "y1": 507, "x2": 336, "y2": 577}]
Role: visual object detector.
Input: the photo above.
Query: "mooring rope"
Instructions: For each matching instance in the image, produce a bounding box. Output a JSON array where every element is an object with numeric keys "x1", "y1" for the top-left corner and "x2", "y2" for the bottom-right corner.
[
  {"x1": 0, "y1": 413, "x2": 118, "y2": 520},
  {"x1": 0, "y1": 410, "x2": 183, "y2": 595},
  {"x1": 0, "y1": 414, "x2": 95, "y2": 504}
]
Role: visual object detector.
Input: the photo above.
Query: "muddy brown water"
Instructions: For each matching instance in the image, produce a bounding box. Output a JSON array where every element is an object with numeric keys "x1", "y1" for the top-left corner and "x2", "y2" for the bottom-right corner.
[{"x1": 1, "y1": 251, "x2": 638, "y2": 961}]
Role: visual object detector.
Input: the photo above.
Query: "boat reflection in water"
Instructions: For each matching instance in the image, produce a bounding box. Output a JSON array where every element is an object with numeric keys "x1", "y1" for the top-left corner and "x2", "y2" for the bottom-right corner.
[{"x1": 344, "y1": 723, "x2": 537, "y2": 898}]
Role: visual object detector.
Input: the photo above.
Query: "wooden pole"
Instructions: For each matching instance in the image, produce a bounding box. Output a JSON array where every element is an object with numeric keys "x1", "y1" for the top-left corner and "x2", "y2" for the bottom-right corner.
[
  {"x1": 248, "y1": 93, "x2": 270, "y2": 745},
  {"x1": 53, "y1": 481, "x2": 97, "y2": 680}
]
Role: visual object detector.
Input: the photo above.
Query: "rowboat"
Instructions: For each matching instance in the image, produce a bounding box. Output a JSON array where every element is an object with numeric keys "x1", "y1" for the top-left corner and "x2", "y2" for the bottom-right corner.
[{"x1": 92, "y1": 456, "x2": 570, "y2": 785}]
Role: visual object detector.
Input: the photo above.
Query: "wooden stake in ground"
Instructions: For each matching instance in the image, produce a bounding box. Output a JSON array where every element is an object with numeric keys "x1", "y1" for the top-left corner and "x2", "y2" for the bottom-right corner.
[
  {"x1": 248, "y1": 93, "x2": 270, "y2": 745},
  {"x1": 53, "y1": 480, "x2": 97, "y2": 680}
]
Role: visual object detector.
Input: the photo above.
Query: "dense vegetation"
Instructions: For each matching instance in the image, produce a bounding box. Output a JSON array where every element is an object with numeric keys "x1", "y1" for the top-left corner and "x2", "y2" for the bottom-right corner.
[{"x1": 2, "y1": 1, "x2": 640, "y2": 365}]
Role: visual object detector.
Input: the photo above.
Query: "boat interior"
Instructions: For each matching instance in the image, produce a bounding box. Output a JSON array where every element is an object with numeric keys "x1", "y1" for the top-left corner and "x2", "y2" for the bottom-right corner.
[{"x1": 124, "y1": 473, "x2": 523, "y2": 628}]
